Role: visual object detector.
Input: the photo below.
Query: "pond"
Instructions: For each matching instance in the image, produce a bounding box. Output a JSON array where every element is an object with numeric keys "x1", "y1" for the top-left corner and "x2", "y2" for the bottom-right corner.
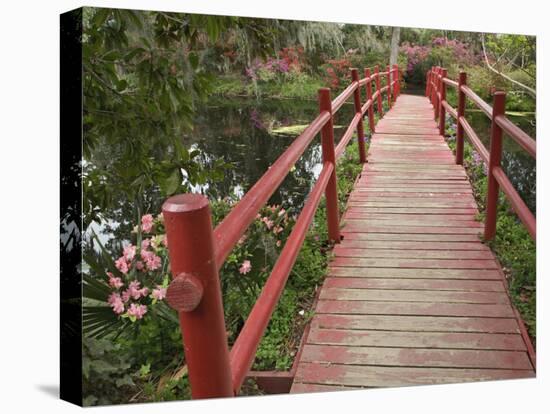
[{"x1": 185, "y1": 97, "x2": 356, "y2": 213}]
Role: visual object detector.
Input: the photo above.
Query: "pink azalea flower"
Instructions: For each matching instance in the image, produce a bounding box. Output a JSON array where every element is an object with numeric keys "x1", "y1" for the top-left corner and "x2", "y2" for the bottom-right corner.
[
  {"x1": 276, "y1": 240, "x2": 282, "y2": 247},
  {"x1": 141, "y1": 214, "x2": 154, "y2": 233},
  {"x1": 273, "y1": 226, "x2": 284, "y2": 234},
  {"x1": 152, "y1": 287, "x2": 167, "y2": 301},
  {"x1": 145, "y1": 254, "x2": 162, "y2": 271},
  {"x1": 239, "y1": 260, "x2": 252, "y2": 274},
  {"x1": 237, "y1": 234, "x2": 247, "y2": 245},
  {"x1": 123, "y1": 244, "x2": 136, "y2": 261},
  {"x1": 127, "y1": 280, "x2": 143, "y2": 300},
  {"x1": 127, "y1": 303, "x2": 147, "y2": 320},
  {"x1": 115, "y1": 256, "x2": 129, "y2": 274},
  {"x1": 135, "y1": 261, "x2": 144, "y2": 271},
  {"x1": 278, "y1": 209, "x2": 286, "y2": 217},
  {"x1": 262, "y1": 217, "x2": 274, "y2": 230},
  {"x1": 141, "y1": 239, "x2": 151, "y2": 250},
  {"x1": 121, "y1": 289, "x2": 131, "y2": 303},
  {"x1": 108, "y1": 292, "x2": 125, "y2": 314},
  {"x1": 141, "y1": 248, "x2": 153, "y2": 261},
  {"x1": 108, "y1": 273, "x2": 124, "y2": 289}
]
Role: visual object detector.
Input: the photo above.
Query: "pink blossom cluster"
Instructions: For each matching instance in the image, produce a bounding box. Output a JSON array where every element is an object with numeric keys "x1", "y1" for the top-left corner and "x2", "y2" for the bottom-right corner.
[
  {"x1": 245, "y1": 56, "x2": 293, "y2": 80},
  {"x1": 105, "y1": 213, "x2": 170, "y2": 321},
  {"x1": 400, "y1": 42, "x2": 431, "y2": 75}
]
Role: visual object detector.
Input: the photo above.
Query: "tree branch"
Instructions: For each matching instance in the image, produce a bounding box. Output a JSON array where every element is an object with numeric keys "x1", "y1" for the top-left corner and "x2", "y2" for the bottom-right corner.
[{"x1": 481, "y1": 33, "x2": 536, "y2": 98}]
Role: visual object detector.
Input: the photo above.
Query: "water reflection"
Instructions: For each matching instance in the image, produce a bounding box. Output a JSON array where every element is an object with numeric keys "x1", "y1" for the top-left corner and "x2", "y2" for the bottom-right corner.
[
  {"x1": 465, "y1": 110, "x2": 536, "y2": 214},
  {"x1": 187, "y1": 98, "x2": 356, "y2": 211}
]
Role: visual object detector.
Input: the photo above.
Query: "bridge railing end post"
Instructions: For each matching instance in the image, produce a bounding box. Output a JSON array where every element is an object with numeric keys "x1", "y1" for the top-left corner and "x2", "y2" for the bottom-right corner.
[
  {"x1": 351, "y1": 68, "x2": 367, "y2": 163},
  {"x1": 484, "y1": 91, "x2": 506, "y2": 241},
  {"x1": 456, "y1": 71, "x2": 467, "y2": 165},
  {"x1": 365, "y1": 67, "x2": 376, "y2": 134},
  {"x1": 439, "y1": 68, "x2": 448, "y2": 135},
  {"x1": 318, "y1": 88, "x2": 341, "y2": 243},
  {"x1": 162, "y1": 194, "x2": 233, "y2": 399}
]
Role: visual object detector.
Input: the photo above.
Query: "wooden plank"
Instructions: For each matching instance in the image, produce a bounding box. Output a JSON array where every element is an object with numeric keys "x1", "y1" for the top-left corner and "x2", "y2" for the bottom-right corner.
[
  {"x1": 316, "y1": 300, "x2": 514, "y2": 317},
  {"x1": 340, "y1": 240, "x2": 490, "y2": 251},
  {"x1": 323, "y1": 277, "x2": 504, "y2": 291},
  {"x1": 342, "y1": 218, "x2": 483, "y2": 228},
  {"x1": 312, "y1": 314, "x2": 521, "y2": 333},
  {"x1": 299, "y1": 344, "x2": 533, "y2": 370},
  {"x1": 341, "y1": 232, "x2": 483, "y2": 242},
  {"x1": 306, "y1": 328, "x2": 528, "y2": 350},
  {"x1": 332, "y1": 248, "x2": 493, "y2": 260},
  {"x1": 344, "y1": 213, "x2": 478, "y2": 221},
  {"x1": 328, "y1": 267, "x2": 502, "y2": 280},
  {"x1": 319, "y1": 288, "x2": 509, "y2": 304},
  {"x1": 346, "y1": 207, "x2": 479, "y2": 215},
  {"x1": 330, "y1": 257, "x2": 497, "y2": 269},
  {"x1": 293, "y1": 363, "x2": 534, "y2": 388},
  {"x1": 341, "y1": 225, "x2": 483, "y2": 235},
  {"x1": 291, "y1": 383, "x2": 360, "y2": 393}
]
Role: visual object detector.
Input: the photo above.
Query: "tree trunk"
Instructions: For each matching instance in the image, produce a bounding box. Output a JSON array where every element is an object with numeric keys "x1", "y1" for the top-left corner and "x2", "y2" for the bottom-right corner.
[{"x1": 390, "y1": 27, "x2": 400, "y2": 66}]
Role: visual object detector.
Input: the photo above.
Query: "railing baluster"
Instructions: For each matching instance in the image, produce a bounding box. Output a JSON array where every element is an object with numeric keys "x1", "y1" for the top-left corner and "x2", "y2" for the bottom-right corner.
[
  {"x1": 386, "y1": 65, "x2": 392, "y2": 108},
  {"x1": 162, "y1": 194, "x2": 233, "y2": 399},
  {"x1": 365, "y1": 68, "x2": 376, "y2": 134},
  {"x1": 426, "y1": 67, "x2": 433, "y2": 102},
  {"x1": 434, "y1": 67, "x2": 441, "y2": 120},
  {"x1": 484, "y1": 91, "x2": 506, "y2": 240},
  {"x1": 351, "y1": 69, "x2": 367, "y2": 163},
  {"x1": 319, "y1": 88, "x2": 341, "y2": 242},
  {"x1": 393, "y1": 64, "x2": 400, "y2": 98},
  {"x1": 456, "y1": 71, "x2": 467, "y2": 165},
  {"x1": 439, "y1": 68, "x2": 447, "y2": 135},
  {"x1": 375, "y1": 65, "x2": 383, "y2": 115}
]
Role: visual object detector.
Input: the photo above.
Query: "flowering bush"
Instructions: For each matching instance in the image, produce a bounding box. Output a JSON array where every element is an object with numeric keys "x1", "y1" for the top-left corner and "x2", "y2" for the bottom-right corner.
[
  {"x1": 322, "y1": 57, "x2": 352, "y2": 88},
  {"x1": 400, "y1": 37, "x2": 480, "y2": 85},
  {"x1": 244, "y1": 47, "x2": 304, "y2": 82},
  {"x1": 97, "y1": 202, "x2": 295, "y2": 327},
  {"x1": 105, "y1": 213, "x2": 169, "y2": 322}
]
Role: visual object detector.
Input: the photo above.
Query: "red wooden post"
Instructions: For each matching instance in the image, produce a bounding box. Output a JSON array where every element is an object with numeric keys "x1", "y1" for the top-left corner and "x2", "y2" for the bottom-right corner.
[
  {"x1": 319, "y1": 88, "x2": 340, "y2": 242},
  {"x1": 364, "y1": 67, "x2": 376, "y2": 134},
  {"x1": 162, "y1": 194, "x2": 233, "y2": 399},
  {"x1": 484, "y1": 92, "x2": 506, "y2": 240},
  {"x1": 438, "y1": 68, "x2": 447, "y2": 135},
  {"x1": 393, "y1": 64, "x2": 400, "y2": 97},
  {"x1": 386, "y1": 65, "x2": 392, "y2": 108},
  {"x1": 432, "y1": 66, "x2": 439, "y2": 112},
  {"x1": 375, "y1": 65, "x2": 383, "y2": 115},
  {"x1": 455, "y1": 71, "x2": 467, "y2": 165},
  {"x1": 430, "y1": 67, "x2": 436, "y2": 106},
  {"x1": 426, "y1": 68, "x2": 433, "y2": 102},
  {"x1": 434, "y1": 67, "x2": 441, "y2": 120},
  {"x1": 351, "y1": 69, "x2": 367, "y2": 163}
]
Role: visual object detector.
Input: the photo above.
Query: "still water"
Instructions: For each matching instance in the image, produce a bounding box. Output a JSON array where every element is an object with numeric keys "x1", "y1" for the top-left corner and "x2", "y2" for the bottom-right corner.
[{"x1": 187, "y1": 96, "x2": 536, "y2": 214}]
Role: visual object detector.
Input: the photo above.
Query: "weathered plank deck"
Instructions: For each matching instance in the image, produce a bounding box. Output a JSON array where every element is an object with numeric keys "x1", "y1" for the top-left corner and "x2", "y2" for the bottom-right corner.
[{"x1": 290, "y1": 94, "x2": 535, "y2": 393}]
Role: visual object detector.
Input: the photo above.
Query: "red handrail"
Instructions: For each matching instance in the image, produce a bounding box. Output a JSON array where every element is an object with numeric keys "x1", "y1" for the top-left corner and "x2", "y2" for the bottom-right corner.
[
  {"x1": 163, "y1": 64, "x2": 400, "y2": 398},
  {"x1": 426, "y1": 66, "x2": 536, "y2": 241}
]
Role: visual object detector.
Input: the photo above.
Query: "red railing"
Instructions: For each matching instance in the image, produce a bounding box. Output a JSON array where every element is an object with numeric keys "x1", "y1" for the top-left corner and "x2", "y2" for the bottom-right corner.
[
  {"x1": 162, "y1": 64, "x2": 400, "y2": 399},
  {"x1": 426, "y1": 66, "x2": 536, "y2": 240}
]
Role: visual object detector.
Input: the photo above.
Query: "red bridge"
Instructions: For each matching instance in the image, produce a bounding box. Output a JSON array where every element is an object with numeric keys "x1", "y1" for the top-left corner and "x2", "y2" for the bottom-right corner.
[{"x1": 161, "y1": 65, "x2": 536, "y2": 398}]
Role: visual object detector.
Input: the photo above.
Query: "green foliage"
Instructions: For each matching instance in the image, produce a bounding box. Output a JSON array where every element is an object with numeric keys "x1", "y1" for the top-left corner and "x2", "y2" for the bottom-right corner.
[
  {"x1": 82, "y1": 337, "x2": 136, "y2": 406},
  {"x1": 82, "y1": 7, "x2": 234, "y2": 228}
]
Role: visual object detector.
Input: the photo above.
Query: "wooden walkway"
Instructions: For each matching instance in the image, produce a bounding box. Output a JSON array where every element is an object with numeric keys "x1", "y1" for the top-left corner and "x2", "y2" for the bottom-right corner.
[{"x1": 291, "y1": 94, "x2": 535, "y2": 392}]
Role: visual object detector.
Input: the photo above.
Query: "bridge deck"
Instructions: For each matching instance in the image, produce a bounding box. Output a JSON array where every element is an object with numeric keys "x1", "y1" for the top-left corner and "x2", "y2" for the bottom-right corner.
[{"x1": 290, "y1": 94, "x2": 535, "y2": 392}]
